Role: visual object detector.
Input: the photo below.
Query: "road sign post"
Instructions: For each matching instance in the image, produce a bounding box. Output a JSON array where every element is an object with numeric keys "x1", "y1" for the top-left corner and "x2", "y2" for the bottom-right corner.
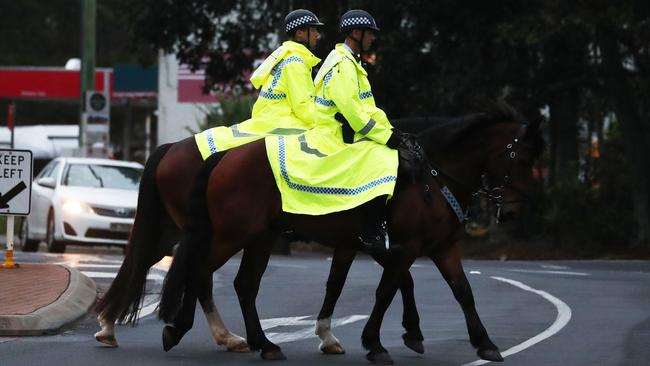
[{"x1": 0, "y1": 149, "x2": 32, "y2": 269}]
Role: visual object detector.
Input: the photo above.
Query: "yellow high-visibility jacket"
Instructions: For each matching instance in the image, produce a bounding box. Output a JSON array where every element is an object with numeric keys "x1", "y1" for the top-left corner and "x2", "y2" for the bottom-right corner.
[
  {"x1": 263, "y1": 44, "x2": 399, "y2": 215},
  {"x1": 312, "y1": 43, "x2": 393, "y2": 144},
  {"x1": 195, "y1": 41, "x2": 320, "y2": 159}
]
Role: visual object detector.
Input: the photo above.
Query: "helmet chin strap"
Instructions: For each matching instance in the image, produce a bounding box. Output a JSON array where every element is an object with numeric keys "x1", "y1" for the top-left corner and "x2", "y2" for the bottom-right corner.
[
  {"x1": 296, "y1": 28, "x2": 315, "y2": 51},
  {"x1": 350, "y1": 29, "x2": 367, "y2": 55}
]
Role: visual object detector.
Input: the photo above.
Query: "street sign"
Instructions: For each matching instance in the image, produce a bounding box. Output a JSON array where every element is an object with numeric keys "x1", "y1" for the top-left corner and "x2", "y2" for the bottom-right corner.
[
  {"x1": 85, "y1": 90, "x2": 110, "y2": 122},
  {"x1": 0, "y1": 149, "x2": 32, "y2": 216}
]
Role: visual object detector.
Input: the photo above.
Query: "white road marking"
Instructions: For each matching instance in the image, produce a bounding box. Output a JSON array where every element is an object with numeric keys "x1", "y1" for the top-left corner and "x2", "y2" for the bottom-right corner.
[
  {"x1": 469, "y1": 271, "x2": 482, "y2": 275},
  {"x1": 507, "y1": 269, "x2": 589, "y2": 276},
  {"x1": 268, "y1": 263, "x2": 309, "y2": 269},
  {"x1": 461, "y1": 276, "x2": 572, "y2": 366},
  {"x1": 540, "y1": 264, "x2": 569, "y2": 270},
  {"x1": 262, "y1": 315, "x2": 369, "y2": 344},
  {"x1": 74, "y1": 264, "x2": 122, "y2": 269},
  {"x1": 81, "y1": 271, "x2": 165, "y2": 281}
]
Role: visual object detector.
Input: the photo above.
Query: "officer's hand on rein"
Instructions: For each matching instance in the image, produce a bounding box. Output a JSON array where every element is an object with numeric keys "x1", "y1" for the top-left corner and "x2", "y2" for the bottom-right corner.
[{"x1": 387, "y1": 129, "x2": 423, "y2": 164}]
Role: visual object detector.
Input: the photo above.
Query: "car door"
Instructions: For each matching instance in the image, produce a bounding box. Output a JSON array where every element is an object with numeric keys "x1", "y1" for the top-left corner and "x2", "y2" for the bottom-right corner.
[{"x1": 30, "y1": 160, "x2": 62, "y2": 238}]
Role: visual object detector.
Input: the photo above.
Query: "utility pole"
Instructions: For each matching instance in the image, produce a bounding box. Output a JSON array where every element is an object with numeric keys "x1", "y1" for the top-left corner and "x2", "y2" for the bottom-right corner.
[{"x1": 80, "y1": 0, "x2": 96, "y2": 154}]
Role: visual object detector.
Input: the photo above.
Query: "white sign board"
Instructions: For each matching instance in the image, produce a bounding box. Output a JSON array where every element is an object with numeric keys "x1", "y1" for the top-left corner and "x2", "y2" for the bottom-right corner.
[{"x1": 0, "y1": 149, "x2": 32, "y2": 215}]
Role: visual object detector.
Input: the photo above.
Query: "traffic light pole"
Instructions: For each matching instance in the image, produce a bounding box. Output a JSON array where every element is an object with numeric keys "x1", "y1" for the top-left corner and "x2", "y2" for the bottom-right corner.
[{"x1": 80, "y1": 0, "x2": 96, "y2": 154}]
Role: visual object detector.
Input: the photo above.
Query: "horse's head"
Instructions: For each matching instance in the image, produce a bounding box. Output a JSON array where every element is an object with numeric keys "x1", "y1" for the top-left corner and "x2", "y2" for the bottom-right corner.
[{"x1": 481, "y1": 116, "x2": 545, "y2": 223}]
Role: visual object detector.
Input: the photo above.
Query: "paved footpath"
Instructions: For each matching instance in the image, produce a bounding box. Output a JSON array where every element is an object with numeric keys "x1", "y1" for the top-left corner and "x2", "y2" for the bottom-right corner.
[{"x1": 0, "y1": 261, "x2": 96, "y2": 336}]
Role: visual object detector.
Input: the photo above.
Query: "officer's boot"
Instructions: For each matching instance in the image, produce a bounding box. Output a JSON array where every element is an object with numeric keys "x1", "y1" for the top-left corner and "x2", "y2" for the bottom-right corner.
[{"x1": 358, "y1": 196, "x2": 399, "y2": 253}]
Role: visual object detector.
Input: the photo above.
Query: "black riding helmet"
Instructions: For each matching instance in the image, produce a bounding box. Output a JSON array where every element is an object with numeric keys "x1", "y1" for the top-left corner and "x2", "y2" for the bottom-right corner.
[
  {"x1": 339, "y1": 9, "x2": 380, "y2": 56},
  {"x1": 339, "y1": 9, "x2": 380, "y2": 33},
  {"x1": 285, "y1": 9, "x2": 324, "y2": 35}
]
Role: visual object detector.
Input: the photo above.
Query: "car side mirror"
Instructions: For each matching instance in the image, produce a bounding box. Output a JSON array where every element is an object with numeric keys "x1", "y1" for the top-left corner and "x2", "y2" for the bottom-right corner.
[{"x1": 37, "y1": 177, "x2": 56, "y2": 189}]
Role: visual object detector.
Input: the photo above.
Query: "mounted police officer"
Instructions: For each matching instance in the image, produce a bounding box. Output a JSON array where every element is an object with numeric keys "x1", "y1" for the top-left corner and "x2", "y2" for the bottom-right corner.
[
  {"x1": 195, "y1": 9, "x2": 325, "y2": 158},
  {"x1": 308, "y1": 9, "x2": 417, "y2": 253}
]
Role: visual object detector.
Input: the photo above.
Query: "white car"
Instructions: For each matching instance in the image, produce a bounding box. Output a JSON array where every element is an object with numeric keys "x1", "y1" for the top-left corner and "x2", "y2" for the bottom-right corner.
[{"x1": 19, "y1": 157, "x2": 143, "y2": 253}]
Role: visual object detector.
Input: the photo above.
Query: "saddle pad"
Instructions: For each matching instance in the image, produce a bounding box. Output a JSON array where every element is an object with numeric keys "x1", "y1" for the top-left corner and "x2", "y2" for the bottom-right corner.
[{"x1": 265, "y1": 129, "x2": 398, "y2": 215}]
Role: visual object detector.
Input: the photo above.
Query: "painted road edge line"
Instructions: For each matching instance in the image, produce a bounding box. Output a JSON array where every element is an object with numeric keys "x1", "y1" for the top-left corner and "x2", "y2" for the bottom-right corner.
[{"x1": 461, "y1": 276, "x2": 572, "y2": 366}]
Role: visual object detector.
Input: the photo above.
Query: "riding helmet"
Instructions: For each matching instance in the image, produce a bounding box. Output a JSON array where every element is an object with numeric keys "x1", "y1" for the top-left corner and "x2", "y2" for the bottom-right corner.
[
  {"x1": 339, "y1": 9, "x2": 380, "y2": 33},
  {"x1": 285, "y1": 9, "x2": 325, "y2": 35}
]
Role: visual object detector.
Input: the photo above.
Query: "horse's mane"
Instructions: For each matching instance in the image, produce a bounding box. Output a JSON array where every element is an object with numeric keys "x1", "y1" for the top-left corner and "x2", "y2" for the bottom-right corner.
[{"x1": 396, "y1": 101, "x2": 544, "y2": 156}]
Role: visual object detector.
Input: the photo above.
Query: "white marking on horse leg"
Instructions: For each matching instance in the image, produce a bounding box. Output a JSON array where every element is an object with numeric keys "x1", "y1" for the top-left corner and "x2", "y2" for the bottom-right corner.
[
  {"x1": 94, "y1": 315, "x2": 118, "y2": 347},
  {"x1": 315, "y1": 317, "x2": 342, "y2": 350},
  {"x1": 203, "y1": 306, "x2": 250, "y2": 352},
  {"x1": 461, "y1": 276, "x2": 572, "y2": 366}
]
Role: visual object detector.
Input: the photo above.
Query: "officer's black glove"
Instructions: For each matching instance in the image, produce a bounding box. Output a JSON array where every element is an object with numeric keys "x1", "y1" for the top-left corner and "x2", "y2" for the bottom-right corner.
[
  {"x1": 387, "y1": 129, "x2": 423, "y2": 160},
  {"x1": 387, "y1": 129, "x2": 425, "y2": 181}
]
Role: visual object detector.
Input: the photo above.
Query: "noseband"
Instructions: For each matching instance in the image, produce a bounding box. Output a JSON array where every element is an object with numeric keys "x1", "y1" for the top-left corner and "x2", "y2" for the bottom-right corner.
[{"x1": 421, "y1": 123, "x2": 536, "y2": 223}]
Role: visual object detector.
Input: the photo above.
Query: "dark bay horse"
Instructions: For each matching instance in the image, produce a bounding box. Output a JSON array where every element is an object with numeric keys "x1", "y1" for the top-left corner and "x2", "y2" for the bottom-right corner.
[
  {"x1": 93, "y1": 129, "x2": 425, "y2": 354},
  {"x1": 94, "y1": 137, "x2": 249, "y2": 351},
  {"x1": 159, "y1": 103, "x2": 544, "y2": 364}
]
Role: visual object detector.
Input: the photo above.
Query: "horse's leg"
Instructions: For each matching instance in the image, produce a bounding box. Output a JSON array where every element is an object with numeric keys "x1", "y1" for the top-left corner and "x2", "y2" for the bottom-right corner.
[
  {"x1": 160, "y1": 231, "x2": 242, "y2": 352},
  {"x1": 372, "y1": 253, "x2": 424, "y2": 354},
  {"x1": 162, "y1": 267, "x2": 250, "y2": 352},
  {"x1": 233, "y1": 240, "x2": 285, "y2": 360},
  {"x1": 162, "y1": 284, "x2": 198, "y2": 351},
  {"x1": 314, "y1": 247, "x2": 356, "y2": 355},
  {"x1": 430, "y1": 243, "x2": 503, "y2": 362},
  {"x1": 361, "y1": 251, "x2": 416, "y2": 365},
  {"x1": 200, "y1": 298, "x2": 250, "y2": 352}
]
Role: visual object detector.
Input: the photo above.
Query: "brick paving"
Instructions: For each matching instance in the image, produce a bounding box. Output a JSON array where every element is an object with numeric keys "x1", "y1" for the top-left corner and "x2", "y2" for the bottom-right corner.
[{"x1": 0, "y1": 264, "x2": 70, "y2": 315}]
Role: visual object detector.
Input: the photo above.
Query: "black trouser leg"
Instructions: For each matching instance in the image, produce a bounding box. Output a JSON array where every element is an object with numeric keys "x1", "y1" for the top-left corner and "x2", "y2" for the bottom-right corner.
[{"x1": 359, "y1": 196, "x2": 388, "y2": 251}]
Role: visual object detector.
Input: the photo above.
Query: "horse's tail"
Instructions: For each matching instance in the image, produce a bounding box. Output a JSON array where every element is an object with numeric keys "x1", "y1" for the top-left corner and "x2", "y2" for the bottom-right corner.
[
  {"x1": 159, "y1": 151, "x2": 225, "y2": 323},
  {"x1": 95, "y1": 143, "x2": 173, "y2": 324}
]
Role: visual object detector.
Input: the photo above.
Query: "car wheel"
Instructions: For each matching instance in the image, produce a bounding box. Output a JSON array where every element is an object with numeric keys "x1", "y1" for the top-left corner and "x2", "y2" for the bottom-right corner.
[
  {"x1": 46, "y1": 212, "x2": 66, "y2": 253},
  {"x1": 19, "y1": 218, "x2": 40, "y2": 252}
]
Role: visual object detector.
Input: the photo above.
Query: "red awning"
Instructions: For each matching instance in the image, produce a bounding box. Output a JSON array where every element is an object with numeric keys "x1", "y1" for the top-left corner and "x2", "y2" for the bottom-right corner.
[{"x1": 0, "y1": 67, "x2": 112, "y2": 100}]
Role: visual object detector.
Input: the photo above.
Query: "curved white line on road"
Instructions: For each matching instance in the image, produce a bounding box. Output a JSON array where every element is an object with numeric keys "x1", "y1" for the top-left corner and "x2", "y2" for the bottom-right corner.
[
  {"x1": 507, "y1": 269, "x2": 589, "y2": 276},
  {"x1": 461, "y1": 276, "x2": 572, "y2": 366}
]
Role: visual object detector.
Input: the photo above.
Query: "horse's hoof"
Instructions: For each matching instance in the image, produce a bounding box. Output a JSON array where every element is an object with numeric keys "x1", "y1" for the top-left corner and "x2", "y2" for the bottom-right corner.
[
  {"x1": 366, "y1": 351, "x2": 394, "y2": 365},
  {"x1": 94, "y1": 331, "x2": 118, "y2": 347},
  {"x1": 227, "y1": 341, "x2": 251, "y2": 353},
  {"x1": 162, "y1": 325, "x2": 180, "y2": 352},
  {"x1": 320, "y1": 342, "x2": 346, "y2": 354},
  {"x1": 260, "y1": 349, "x2": 287, "y2": 361},
  {"x1": 478, "y1": 348, "x2": 504, "y2": 362},
  {"x1": 402, "y1": 337, "x2": 424, "y2": 354},
  {"x1": 218, "y1": 336, "x2": 251, "y2": 353}
]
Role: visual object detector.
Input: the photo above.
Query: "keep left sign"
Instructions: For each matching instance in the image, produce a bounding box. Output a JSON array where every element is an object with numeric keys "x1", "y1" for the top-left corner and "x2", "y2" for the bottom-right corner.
[{"x1": 0, "y1": 149, "x2": 32, "y2": 215}]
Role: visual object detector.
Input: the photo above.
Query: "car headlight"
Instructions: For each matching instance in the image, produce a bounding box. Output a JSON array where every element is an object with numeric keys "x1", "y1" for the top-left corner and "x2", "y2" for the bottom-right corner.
[{"x1": 62, "y1": 200, "x2": 94, "y2": 215}]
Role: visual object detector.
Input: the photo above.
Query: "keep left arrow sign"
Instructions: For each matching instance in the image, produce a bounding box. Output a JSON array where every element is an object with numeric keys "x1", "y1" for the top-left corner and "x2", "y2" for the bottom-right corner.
[{"x1": 0, "y1": 181, "x2": 27, "y2": 209}]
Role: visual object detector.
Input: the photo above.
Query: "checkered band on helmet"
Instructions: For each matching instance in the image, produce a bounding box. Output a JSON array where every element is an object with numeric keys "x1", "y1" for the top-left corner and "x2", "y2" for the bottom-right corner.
[
  {"x1": 339, "y1": 9, "x2": 380, "y2": 33},
  {"x1": 285, "y1": 9, "x2": 324, "y2": 34}
]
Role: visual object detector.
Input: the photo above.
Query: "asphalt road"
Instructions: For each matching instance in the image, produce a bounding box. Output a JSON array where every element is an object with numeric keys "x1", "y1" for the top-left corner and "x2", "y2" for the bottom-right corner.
[{"x1": 2, "y1": 251, "x2": 649, "y2": 366}]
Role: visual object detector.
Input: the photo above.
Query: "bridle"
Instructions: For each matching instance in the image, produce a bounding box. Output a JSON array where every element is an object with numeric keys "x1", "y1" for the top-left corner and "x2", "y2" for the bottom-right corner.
[{"x1": 420, "y1": 123, "x2": 537, "y2": 223}]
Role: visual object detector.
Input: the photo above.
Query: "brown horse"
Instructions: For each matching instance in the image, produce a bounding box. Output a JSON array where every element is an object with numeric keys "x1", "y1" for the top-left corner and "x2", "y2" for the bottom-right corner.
[
  {"x1": 93, "y1": 137, "x2": 248, "y2": 351},
  {"x1": 158, "y1": 102, "x2": 544, "y2": 364},
  {"x1": 93, "y1": 129, "x2": 426, "y2": 354}
]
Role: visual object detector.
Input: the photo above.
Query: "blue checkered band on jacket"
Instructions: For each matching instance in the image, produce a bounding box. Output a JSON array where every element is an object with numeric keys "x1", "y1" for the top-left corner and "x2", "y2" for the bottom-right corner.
[
  {"x1": 278, "y1": 136, "x2": 396, "y2": 195},
  {"x1": 259, "y1": 56, "x2": 304, "y2": 100},
  {"x1": 315, "y1": 96, "x2": 335, "y2": 107},
  {"x1": 341, "y1": 17, "x2": 372, "y2": 28},
  {"x1": 286, "y1": 15, "x2": 318, "y2": 33},
  {"x1": 441, "y1": 186, "x2": 466, "y2": 222},
  {"x1": 324, "y1": 69, "x2": 334, "y2": 87},
  {"x1": 206, "y1": 131, "x2": 218, "y2": 154},
  {"x1": 359, "y1": 91, "x2": 373, "y2": 99},
  {"x1": 315, "y1": 69, "x2": 336, "y2": 106}
]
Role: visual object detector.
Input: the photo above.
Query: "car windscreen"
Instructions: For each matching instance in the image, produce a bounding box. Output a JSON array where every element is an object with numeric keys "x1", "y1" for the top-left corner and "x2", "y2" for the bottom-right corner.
[{"x1": 61, "y1": 164, "x2": 143, "y2": 190}]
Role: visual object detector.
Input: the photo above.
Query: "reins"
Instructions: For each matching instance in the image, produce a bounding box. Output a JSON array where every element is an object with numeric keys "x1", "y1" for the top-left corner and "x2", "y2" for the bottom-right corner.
[{"x1": 415, "y1": 122, "x2": 536, "y2": 223}]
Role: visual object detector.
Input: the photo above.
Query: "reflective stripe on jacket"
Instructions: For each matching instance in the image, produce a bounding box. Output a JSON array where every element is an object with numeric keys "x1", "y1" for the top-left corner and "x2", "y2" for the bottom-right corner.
[
  {"x1": 250, "y1": 40, "x2": 321, "y2": 125},
  {"x1": 312, "y1": 44, "x2": 392, "y2": 145}
]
